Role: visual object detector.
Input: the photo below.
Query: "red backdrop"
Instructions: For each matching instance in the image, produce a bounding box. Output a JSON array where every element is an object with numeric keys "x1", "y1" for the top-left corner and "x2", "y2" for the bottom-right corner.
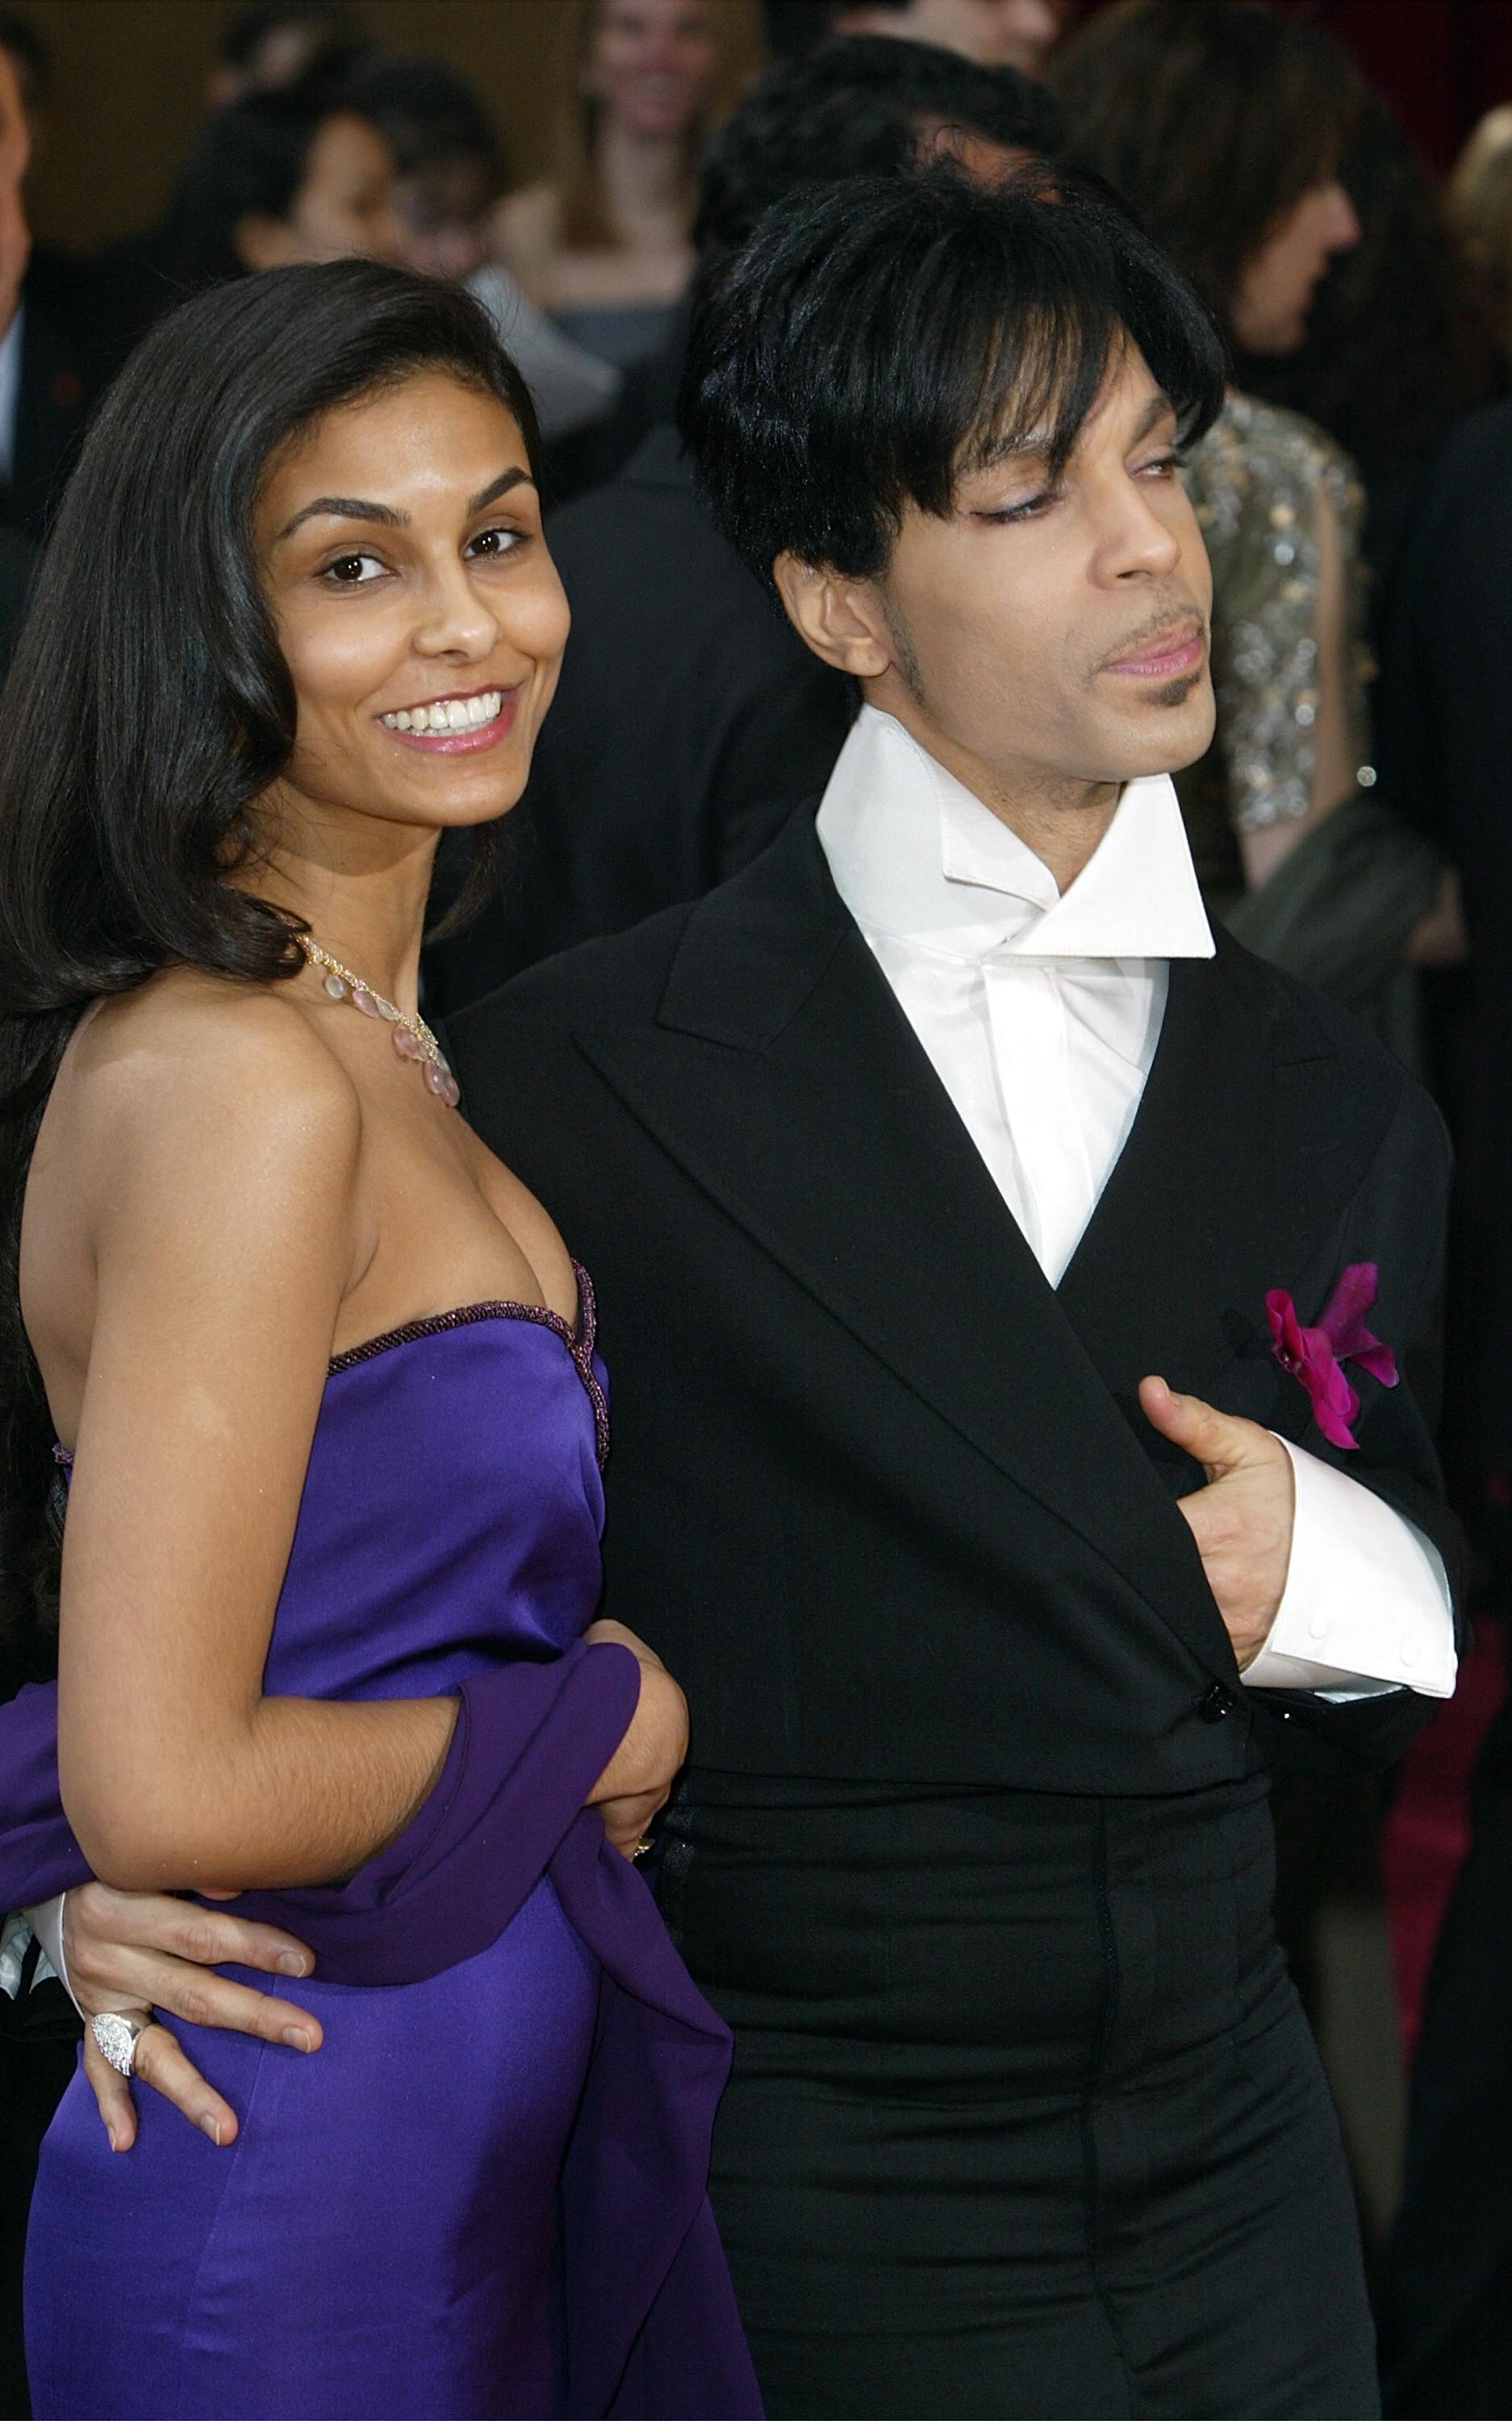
[{"x1": 1080, "y1": 0, "x2": 1512, "y2": 172}]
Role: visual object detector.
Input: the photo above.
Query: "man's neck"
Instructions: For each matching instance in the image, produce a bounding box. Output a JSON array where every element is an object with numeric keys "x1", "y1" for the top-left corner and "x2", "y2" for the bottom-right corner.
[{"x1": 871, "y1": 700, "x2": 1121, "y2": 894}]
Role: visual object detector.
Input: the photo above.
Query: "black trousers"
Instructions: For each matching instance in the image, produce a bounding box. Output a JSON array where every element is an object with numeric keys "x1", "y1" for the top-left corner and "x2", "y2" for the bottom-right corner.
[{"x1": 662, "y1": 1771, "x2": 1379, "y2": 2421}]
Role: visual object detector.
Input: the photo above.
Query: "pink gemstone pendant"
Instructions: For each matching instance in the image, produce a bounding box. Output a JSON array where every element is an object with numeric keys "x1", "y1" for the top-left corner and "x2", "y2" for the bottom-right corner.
[
  {"x1": 350, "y1": 985, "x2": 383, "y2": 1019},
  {"x1": 323, "y1": 972, "x2": 347, "y2": 1000},
  {"x1": 392, "y1": 1027, "x2": 424, "y2": 1062},
  {"x1": 424, "y1": 1061, "x2": 462, "y2": 1106}
]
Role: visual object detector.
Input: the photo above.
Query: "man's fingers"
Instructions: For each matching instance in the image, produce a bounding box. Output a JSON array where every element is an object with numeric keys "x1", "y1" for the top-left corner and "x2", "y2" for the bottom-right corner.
[
  {"x1": 68, "y1": 1884, "x2": 315, "y2": 1981},
  {"x1": 130, "y1": 2022, "x2": 239, "y2": 2147},
  {"x1": 81, "y1": 2027, "x2": 136, "y2": 2153},
  {"x1": 140, "y1": 1959, "x2": 322, "y2": 2054},
  {"x1": 1138, "y1": 1376, "x2": 1272, "y2": 1478}
]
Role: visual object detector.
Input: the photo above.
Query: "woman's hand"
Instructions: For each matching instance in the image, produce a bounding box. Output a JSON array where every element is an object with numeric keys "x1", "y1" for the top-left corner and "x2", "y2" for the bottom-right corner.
[
  {"x1": 65, "y1": 1884, "x2": 323, "y2": 2151},
  {"x1": 582, "y1": 1619, "x2": 688, "y2": 1857}
]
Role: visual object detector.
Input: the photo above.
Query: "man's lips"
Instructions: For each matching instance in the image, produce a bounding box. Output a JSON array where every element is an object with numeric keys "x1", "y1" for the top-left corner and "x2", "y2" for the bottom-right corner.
[{"x1": 1101, "y1": 623, "x2": 1205, "y2": 680}]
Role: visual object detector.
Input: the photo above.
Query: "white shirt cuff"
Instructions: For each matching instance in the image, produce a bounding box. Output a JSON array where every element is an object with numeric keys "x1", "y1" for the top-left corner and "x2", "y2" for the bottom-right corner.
[
  {"x1": 23, "y1": 1893, "x2": 77, "y2": 2010},
  {"x1": 1242, "y1": 1439, "x2": 1456, "y2": 1700}
]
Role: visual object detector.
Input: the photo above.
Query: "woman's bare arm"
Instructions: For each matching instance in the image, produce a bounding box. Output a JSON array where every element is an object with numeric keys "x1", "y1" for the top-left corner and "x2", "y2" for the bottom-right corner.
[{"x1": 45, "y1": 988, "x2": 456, "y2": 1894}]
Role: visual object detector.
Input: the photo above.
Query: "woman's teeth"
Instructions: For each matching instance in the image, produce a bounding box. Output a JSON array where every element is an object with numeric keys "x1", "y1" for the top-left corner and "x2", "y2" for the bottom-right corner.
[{"x1": 382, "y1": 689, "x2": 504, "y2": 734}]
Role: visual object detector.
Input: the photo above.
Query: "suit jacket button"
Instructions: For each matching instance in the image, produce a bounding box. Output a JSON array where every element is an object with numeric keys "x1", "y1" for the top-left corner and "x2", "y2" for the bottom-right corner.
[{"x1": 1198, "y1": 1682, "x2": 1236, "y2": 1722}]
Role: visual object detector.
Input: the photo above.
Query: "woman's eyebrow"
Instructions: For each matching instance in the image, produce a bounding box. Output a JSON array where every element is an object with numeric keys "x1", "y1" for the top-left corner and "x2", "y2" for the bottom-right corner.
[
  {"x1": 273, "y1": 466, "x2": 534, "y2": 544},
  {"x1": 274, "y1": 495, "x2": 407, "y2": 541}
]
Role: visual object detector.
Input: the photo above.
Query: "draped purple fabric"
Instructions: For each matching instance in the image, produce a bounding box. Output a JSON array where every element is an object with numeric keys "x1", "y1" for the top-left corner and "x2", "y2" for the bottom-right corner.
[{"x1": 10, "y1": 1290, "x2": 760, "y2": 2420}]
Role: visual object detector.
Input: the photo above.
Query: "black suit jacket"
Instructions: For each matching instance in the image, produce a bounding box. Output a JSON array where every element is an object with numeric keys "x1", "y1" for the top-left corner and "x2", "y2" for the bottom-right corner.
[
  {"x1": 1380, "y1": 397, "x2": 1512, "y2": 1518},
  {"x1": 2, "y1": 248, "x2": 109, "y2": 546},
  {"x1": 450, "y1": 807, "x2": 1461, "y2": 1792},
  {"x1": 423, "y1": 428, "x2": 854, "y2": 1016}
]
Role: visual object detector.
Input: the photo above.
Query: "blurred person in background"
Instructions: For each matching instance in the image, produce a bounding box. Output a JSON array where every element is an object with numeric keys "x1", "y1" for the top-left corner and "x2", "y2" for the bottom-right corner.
[
  {"x1": 762, "y1": 0, "x2": 1068, "y2": 74},
  {"x1": 342, "y1": 51, "x2": 622, "y2": 450},
  {"x1": 155, "y1": 78, "x2": 398, "y2": 293},
  {"x1": 1054, "y1": 0, "x2": 1451, "y2": 1068},
  {"x1": 1369, "y1": 408, "x2": 1512, "y2": 2411},
  {"x1": 424, "y1": 35, "x2": 1062, "y2": 1016},
  {"x1": 1238, "y1": 86, "x2": 1493, "y2": 722},
  {"x1": 1447, "y1": 106, "x2": 1512, "y2": 390},
  {"x1": 204, "y1": 0, "x2": 363, "y2": 109},
  {"x1": 0, "y1": 11, "x2": 109, "y2": 548},
  {"x1": 493, "y1": 0, "x2": 720, "y2": 376}
]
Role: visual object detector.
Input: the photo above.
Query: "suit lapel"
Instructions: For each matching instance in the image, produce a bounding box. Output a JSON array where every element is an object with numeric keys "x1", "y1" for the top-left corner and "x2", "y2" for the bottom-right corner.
[
  {"x1": 1058, "y1": 939, "x2": 1407, "y2": 1462},
  {"x1": 576, "y1": 817, "x2": 1237, "y2": 1671}
]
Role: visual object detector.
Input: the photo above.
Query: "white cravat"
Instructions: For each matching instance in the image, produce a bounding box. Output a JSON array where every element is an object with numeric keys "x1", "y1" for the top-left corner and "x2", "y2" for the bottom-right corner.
[{"x1": 817, "y1": 705, "x2": 1455, "y2": 1700}]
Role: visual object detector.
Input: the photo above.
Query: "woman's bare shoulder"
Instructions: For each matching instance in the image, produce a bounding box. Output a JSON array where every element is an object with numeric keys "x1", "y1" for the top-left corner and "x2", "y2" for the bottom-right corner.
[{"x1": 62, "y1": 968, "x2": 361, "y2": 1185}]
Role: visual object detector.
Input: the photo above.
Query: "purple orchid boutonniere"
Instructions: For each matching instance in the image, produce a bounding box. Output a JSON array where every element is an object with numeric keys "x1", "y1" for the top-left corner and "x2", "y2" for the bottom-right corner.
[{"x1": 1265, "y1": 1262, "x2": 1399, "y2": 1452}]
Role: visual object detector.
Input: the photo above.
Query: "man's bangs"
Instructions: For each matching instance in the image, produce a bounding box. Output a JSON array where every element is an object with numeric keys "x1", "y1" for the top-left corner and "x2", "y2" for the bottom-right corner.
[{"x1": 948, "y1": 298, "x2": 1122, "y2": 497}]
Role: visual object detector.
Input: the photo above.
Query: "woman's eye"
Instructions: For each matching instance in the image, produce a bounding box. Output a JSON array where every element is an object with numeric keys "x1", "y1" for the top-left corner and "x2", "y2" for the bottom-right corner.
[
  {"x1": 320, "y1": 552, "x2": 385, "y2": 586},
  {"x1": 466, "y1": 525, "x2": 524, "y2": 561}
]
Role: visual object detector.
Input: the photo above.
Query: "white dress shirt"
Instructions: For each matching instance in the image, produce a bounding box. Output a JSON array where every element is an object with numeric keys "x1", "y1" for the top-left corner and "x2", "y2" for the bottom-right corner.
[{"x1": 817, "y1": 705, "x2": 1455, "y2": 1700}]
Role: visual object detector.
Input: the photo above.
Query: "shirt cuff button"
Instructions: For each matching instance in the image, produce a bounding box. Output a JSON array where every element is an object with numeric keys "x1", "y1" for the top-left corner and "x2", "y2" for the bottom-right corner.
[{"x1": 1308, "y1": 1614, "x2": 1330, "y2": 1640}]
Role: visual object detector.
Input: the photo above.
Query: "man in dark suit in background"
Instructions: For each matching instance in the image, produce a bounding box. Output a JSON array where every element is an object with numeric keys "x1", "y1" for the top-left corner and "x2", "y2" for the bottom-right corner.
[
  {"x1": 444, "y1": 172, "x2": 1462, "y2": 2416},
  {"x1": 1374, "y1": 395, "x2": 1512, "y2": 2421},
  {"x1": 423, "y1": 37, "x2": 1062, "y2": 1014},
  {"x1": 0, "y1": 12, "x2": 109, "y2": 551}
]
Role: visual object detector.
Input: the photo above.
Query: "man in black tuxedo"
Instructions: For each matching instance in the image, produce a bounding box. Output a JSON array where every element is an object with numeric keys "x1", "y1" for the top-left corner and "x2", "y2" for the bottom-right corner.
[{"x1": 442, "y1": 172, "x2": 1461, "y2": 2419}]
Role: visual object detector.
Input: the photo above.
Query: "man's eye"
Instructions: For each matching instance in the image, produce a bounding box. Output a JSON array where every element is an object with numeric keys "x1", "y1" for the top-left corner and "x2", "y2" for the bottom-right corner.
[
  {"x1": 979, "y1": 490, "x2": 1058, "y2": 525},
  {"x1": 1138, "y1": 450, "x2": 1187, "y2": 479},
  {"x1": 321, "y1": 553, "x2": 384, "y2": 585}
]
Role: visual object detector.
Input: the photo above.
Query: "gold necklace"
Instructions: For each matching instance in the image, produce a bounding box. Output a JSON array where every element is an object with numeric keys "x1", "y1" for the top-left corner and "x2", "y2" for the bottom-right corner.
[{"x1": 299, "y1": 937, "x2": 461, "y2": 1107}]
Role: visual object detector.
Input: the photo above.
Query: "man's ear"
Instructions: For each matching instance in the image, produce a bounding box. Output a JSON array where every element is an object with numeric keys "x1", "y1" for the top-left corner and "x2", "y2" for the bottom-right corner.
[{"x1": 772, "y1": 554, "x2": 893, "y2": 679}]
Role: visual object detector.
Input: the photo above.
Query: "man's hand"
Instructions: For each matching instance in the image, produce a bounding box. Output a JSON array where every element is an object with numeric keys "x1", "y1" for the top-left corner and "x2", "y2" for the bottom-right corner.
[
  {"x1": 1139, "y1": 1377, "x2": 1296, "y2": 1670},
  {"x1": 582, "y1": 1618, "x2": 689, "y2": 1856},
  {"x1": 65, "y1": 1884, "x2": 322, "y2": 2152}
]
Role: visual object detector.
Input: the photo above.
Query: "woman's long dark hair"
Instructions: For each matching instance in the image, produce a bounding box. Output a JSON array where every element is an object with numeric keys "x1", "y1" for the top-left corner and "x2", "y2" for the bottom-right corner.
[
  {"x1": 0, "y1": 259, "x2": 542, "y2": 1667},
  {"x1": 1050, "y1": 0, "x2": 1364, "y2": 346}
]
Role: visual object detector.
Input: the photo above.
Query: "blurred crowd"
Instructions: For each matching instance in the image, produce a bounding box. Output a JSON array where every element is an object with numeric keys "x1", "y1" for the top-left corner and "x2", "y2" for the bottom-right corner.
[{"x1": 2, "y1": 0, "x2": 1512, "y2": 2412}]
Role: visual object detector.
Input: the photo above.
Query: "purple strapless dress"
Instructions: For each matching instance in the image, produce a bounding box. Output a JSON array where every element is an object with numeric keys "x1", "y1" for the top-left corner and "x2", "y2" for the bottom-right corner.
[{"x1": 19, "y1": 1274, "x2": 759, "y2": 2421}]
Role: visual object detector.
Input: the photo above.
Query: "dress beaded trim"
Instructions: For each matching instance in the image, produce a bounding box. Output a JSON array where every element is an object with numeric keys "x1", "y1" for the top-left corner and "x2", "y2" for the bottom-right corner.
[
  {"x1": 52, "y1": 1266, "x2": 610, "y2": 1475},
  {"x1": 327, "y1": 1261, "x2": 610, "y2": 1467}
]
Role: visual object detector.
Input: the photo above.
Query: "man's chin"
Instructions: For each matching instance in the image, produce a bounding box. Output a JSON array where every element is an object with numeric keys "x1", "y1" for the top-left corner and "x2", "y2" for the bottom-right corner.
[{"x1": 1101, "y1": 691, "x2": 1216, "y2": 781}]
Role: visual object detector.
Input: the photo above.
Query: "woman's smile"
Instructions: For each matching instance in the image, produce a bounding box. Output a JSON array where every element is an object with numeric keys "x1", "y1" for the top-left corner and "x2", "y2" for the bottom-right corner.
[{"x1": 377, "y1": 682, "x2": 520, "y2": 751}]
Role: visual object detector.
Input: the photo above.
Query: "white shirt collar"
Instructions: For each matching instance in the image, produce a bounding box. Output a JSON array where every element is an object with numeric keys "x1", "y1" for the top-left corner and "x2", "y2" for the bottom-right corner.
[{"x1": 816, "y1": 705, "x2": 1214, "y2": 963}]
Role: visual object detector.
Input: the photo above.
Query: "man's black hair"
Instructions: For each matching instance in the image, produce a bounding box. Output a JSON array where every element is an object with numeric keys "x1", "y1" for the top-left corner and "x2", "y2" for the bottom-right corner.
[
  {"x1": 0, "y1": 6, "x2": 48, "y2": 110},
  {"x1": 762, "y1": 2, "x2": 909, "y2": 59},
  {"x1": 696, "y1": 34, "x2": 1063, "y2": 257},
  {"x1": 680, "y1": 165, "x2": 1226, "y2": 594}
]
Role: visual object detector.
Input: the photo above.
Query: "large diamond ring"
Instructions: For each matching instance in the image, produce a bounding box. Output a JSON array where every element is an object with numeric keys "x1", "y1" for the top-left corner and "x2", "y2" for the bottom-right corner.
[{"x1": 90, "y1": 2010, "x2": 153, "y2": 2078}]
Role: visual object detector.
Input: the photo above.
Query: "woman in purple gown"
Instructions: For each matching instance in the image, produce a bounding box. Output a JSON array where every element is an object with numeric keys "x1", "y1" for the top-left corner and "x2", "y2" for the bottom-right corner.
[{"x1": 0, "y1": 262, "x2": 758, "y2": 2419}]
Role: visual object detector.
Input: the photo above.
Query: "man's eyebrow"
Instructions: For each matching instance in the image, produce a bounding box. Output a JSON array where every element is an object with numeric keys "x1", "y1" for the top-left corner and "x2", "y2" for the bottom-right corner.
[
  {"x1": 1130, "y1": 390, "x2": 1177, "y2": 443},
  {"x1": 274, "y1": 466, "x2": 534, "y2": 543},
  {"x1": 966, "y1": 389, "x2": 1179, "y2": 480},
  {"x1": 968, "y1": 426, "x2": 1052, "y2": 474}
]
